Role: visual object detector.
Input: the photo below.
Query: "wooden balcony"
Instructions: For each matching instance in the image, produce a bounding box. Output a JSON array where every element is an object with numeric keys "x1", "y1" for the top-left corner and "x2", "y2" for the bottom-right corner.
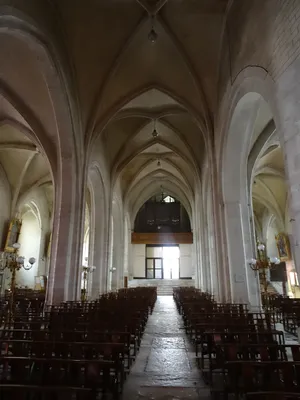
[{"x1": 131, "y1": 232, "x2": 193, "y2": 244}]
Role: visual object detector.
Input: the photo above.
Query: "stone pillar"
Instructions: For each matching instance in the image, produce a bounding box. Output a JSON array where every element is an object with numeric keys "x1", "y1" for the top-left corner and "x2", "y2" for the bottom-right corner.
[
  {"x1": 194, "y1": 226, "x2": 202, "y2": 289},
  {"x1": 276, "y1": 58, "x2": 300, "y2": 277},
  {"x1": 224, "y1": 201, "x2": 260, "y2": 308},
  {"x1": 191, "y1": 236, "x2": 198, "y2": 288},
  {"x1": 88, "y1": 208, "x2": 96, "y2": 298},
  {"x1": 117, "y1": 224, "x2": 125, "y2": 289},
  {"x1": 123, "y1": 225, "x2": 131, "y2": 283},
  {"x1": 90, "y1": 221, "x2": 107, "y2": 297},
  {"x1": 193, "y1": 195, "x2": 204, "y2": 290},
  {"x1": 111, "y1": 240, "x2": 124, "y2": 290},
  {"x1": 37, "y1": 230, "x2": 47, "y2": 277},
  {"x1": 111, "y1": 245, "x2": 118, "y2": 291},
  {"x1": 107, "y1": 217, "x2": 114, "y2": 291},
  {"x1": 201, "y1": 224, "x2": 210, "y2": 291},
  {"x1": 88, "y1": 167, "x2": 109, "y2": 297},
  {"x1": 207, "y1": 193, "x2": 218, "y2": 298},
  {"x1": 110, "y1": 210, "x2": 124, "y2": 290},
  {"x1": 199, "y1": 205, "x2": 211, "y2": 292},
  {"x1": 127, "y1": 230, "x2": 133, "y2": 280},
  {"x1": 46, "y1": 160, "x2": 84, "y2": 304}
]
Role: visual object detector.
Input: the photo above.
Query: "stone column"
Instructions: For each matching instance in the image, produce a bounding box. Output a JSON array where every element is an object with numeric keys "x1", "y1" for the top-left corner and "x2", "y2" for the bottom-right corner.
[
  {"x1": 107, "y1": 217, "x2": 114, "y2": 291},
  {"x1": 276, "y1": 58, "x2": 300, "y2": 277},
  {"x1": 88, "y1": 168, "x2": 109, "y2": 297},
  {"x1": 127, "y1": 229, "x2": 133, "y2": 280},
  {"x1": 199, "y1": 205, "x2": 211, "y2": 292},
  {"x1": 224, "y1": 201, "x2": 260, "y2": 308},
  {"x1": 123, "y1": 225, "x2": 132, "y2": 285},
  {"x1": 207, "y1": 193, "x2": 218, "y2": 298},
  {"x1": 191, "y1": 236, "x2": 198, "y2": 287},
  {"x1": 201, "y1": 223, "x2": 210, "y2": 292},
  {"x1": 88, "y1": 208, "x2": 96, "y2": 298},
  {"x1": 111, "y1": 239, "x2": 124, "y2": 290},
  {"x1": 111, "y1": 241, "x2": 118, "y2": 291},
  {"x1": 193, "y1": 195, "x2": 203, "y2": 290},
  {"x1": 90, "y1": 220, "x2": 107, "y2": 297},
  {"x1": 194, "y1": 226, "x2": 202, "y2": 289},
  {"x1": 46, "y1": 159, "x2": 84, "y2": 304}
]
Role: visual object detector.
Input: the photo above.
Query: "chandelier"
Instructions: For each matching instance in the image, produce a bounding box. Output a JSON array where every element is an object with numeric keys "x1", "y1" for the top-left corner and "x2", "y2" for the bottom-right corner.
[
  {"x1": 248, "y1": 242, "x2": 280, "y2": 294},
  {"x1": 0, "y1": 242, "x2": 36, "y2": 273},
  {"x1": 248, "y1": 242, "x2": 280, "y2": 271},
  {"x1": 0, "y1": 242, "x2": 36, "y2": 325}
]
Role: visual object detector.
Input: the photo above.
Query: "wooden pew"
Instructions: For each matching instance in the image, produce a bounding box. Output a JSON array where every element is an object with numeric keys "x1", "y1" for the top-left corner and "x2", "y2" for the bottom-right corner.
[
  {"x1": 218, "y1": 361, "x2": 300, "y2": 398},
  {"x1": 0, "y1": 384, "x2": 93, "y2": 400},
  {"x1": 246, "y1": 392, "x2": 300, "y2": 399},
  {"x1": 0, "y1": 286, "x2": 157, "y2": 399},
  {"x1": 174, "y1": 286, "x2": 300, "y2": 399}
]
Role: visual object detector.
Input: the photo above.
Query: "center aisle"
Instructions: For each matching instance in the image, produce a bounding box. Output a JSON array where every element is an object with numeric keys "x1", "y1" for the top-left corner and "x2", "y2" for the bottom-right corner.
[{"x1": 122, "y1": 296, "x2": 210, "y2": 399}]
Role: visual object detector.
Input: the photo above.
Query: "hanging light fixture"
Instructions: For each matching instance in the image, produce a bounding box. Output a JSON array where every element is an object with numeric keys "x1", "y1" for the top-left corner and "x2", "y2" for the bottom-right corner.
[
  {"x1": 157, "y1": 159, "x2": 161, "y2": 167},
  {"x1": 152, "y1": 119, "x2": 158, "y2": 138},
  {"x1": 148, "y1": 16, "x2": 158, "y2": 44}
]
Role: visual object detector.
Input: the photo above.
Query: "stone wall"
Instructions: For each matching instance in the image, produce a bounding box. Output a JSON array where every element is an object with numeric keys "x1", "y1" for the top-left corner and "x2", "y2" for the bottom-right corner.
[{"x1": 219, "y1": 0, "x2": 300, "y2": 100}]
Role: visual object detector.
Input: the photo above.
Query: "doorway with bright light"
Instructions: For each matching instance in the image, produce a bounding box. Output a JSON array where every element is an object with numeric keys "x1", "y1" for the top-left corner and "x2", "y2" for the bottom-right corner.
[{"x1": 146, "y1": 245, "x2": 180, "y2": 279}]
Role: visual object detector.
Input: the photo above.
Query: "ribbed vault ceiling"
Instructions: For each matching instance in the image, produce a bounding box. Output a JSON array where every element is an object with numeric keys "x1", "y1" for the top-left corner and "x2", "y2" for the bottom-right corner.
[
  {"x1": 0, "y1": 0, "x2": 229, "y2": 224},
  {"x1": 0, "y1": 113, "x2": 53, "y2": 217},
  {"x1": 252, "y1": 135, "x2": 287, "y2": 232},
  {"x1": 55, "y1": 0, "x2": 228, "y2": 211},
  {"x1": 104, "y1": 88, "x2": 200, "y2": 217}
]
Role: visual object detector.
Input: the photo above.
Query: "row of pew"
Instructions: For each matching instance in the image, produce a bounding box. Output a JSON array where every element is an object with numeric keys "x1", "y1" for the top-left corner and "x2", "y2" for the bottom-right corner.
[
  {"x1": 0, "y1": 287, "x2": 157, "y2": 399},
  {"x1": 264, "y1": 295, "x2": 300, "y2": 336},
  {"x1": 173, "y1": 287, "x2": 300, "y2": 399}
]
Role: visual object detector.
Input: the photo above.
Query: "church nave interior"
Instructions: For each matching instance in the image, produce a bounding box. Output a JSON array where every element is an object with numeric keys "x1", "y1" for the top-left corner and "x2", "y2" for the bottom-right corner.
[{"x1": 0, "y1": 0, "x2": 300, "y2": 399}]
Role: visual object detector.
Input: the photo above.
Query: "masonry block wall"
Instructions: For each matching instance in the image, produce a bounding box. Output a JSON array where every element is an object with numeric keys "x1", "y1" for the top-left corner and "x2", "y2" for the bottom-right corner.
[{"x1": 219, "y1": 0, "x2": 300, "y2": 100}]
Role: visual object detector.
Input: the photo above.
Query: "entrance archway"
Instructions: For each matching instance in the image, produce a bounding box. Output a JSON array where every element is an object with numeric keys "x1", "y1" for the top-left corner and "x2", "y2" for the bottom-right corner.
[{"x1": 131, "y1": 192, "x2": 193, "y2": 282}]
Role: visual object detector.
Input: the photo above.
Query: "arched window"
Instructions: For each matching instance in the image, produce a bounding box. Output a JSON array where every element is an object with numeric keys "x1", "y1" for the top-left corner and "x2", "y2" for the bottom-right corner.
[{"x1": 163, "y1": 195, "x2": 175, "y2": 203}]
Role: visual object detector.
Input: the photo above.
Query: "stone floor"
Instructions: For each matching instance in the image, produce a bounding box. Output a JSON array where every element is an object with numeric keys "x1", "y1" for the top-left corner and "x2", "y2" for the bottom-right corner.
[
  {"x1": 120, "y1": 297, "x2": 299, "y2": 399},
  {"x1": 121, "y1": 296, "x2": 210, "y2": 400}
]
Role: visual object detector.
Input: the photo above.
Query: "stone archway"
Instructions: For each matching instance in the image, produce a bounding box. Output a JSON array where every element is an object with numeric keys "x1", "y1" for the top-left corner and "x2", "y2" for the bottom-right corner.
[
  {"x1": 0, "y1": 11, "x2": 84, "y2": 304},
  {"x1": 222, "y1": 92, "x2": 269, "y2": 307}
]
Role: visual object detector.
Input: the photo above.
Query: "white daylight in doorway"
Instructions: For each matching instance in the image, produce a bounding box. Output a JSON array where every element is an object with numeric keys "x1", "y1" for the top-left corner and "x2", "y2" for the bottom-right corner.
[{"x1": 163, "y1": 246, "x2": 179, "y2": 279}]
